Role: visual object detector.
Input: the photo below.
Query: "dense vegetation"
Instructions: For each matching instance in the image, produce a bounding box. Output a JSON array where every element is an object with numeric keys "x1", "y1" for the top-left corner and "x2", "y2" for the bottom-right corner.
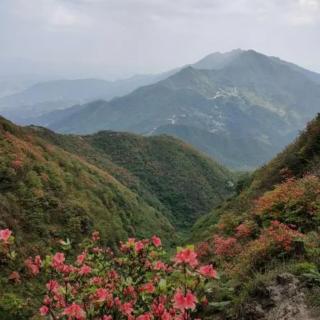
[
  {"x1": 0, "y1": 116, "x2": 235, "y2": 317},
  {"x1": 83, "y1": 131, "x2": 233, "y2": 229},
  {"x1": 2, "y1": 113, "x2": 320, "y2": 318},
  {"x1": 0, "y1": 116, "x2": 233, "y2": 250},
  {"x1": 0, "y1": 231, "x2": 218, "y2": 319},
  {"x1": 190, "y1": 114, "x2": 320, "y2": 318},
  {"x1": 0, "y1": 117, "x2": 176, "y2": 251}
]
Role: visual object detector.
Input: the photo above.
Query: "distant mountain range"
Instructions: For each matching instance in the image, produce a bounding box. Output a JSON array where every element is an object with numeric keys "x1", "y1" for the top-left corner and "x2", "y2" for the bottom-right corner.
[
  {"x1": 0, "y1": 72, "x2": 174, "y2": 124},
  {"x1": 1, "y1": 49, "x2": 320, "y2": 170}
]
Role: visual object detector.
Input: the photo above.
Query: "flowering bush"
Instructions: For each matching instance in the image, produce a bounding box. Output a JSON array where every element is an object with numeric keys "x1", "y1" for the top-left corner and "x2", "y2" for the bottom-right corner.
[
  {"x1": 254, "y1": 175, "x2": 320, "y2": 231},
  {"x1": 0, "y1": 228, "x2": 15, "y2": 263},
  {"x1": 235, "y1": 223, "x2": 252, "y2": 239},
  {"x1": 212, "y1": 235, "x2": 241, "y2": 258},
  {"x1": 0, "y1": 230, "x2": 218, "y2": 320},
  {"x1": 229, "y1": 221, "x2": 304, "y2": 277}
]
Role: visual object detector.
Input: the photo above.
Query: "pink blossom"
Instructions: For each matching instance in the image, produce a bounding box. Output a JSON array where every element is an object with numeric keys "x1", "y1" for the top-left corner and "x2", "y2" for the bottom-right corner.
[
  {"x1": 174, "y1": 248, "x2": 198, "y2": 268},
  {"x1": 62, "y1": 303, "x2": 86, "y2": 320},
  {"x1": 78, "y1": 264, "x2": 91, "y2": 275},
  {"x1": 121, "y1": 302, "x2": 134, "y2": 316},
  {"x1": 152, "y1": 235, "x2": 162, "y2": 247},
  {"x1": 0, "y1": 228, "x2": 12, "y2": 243},
  {"x1": 92, "y1": 231, "x2": 100, "y2": 241},
  {"x1": 25, "y1": 256, "x2": 41, "y2": 275},
  {"x1": 46, "y1": 280, "x2": 60, "y2": 293},
  {"x1": 76, "y1": 252, "x2": 87, "y2": 265},
  {"x1": 136, "y1": 313, "x2": 152, "y2": 320},
  {"x1": 135, "y1": 241, "x2": 144, "y2": 252},
  {"x1": 140, "y1": 282, "x2": 155, "y2": 293},
  {"x1": 52, "y1": 252, "x2": 65, "y2": 268},
  {"x1": 173, "y1": 289, "x2": 197, "y2": 311},
  {"x1": 95, "y1": 288, "x2": 109, "y2": 302},
  {"x1": 154, "y1": 261, "x2": 167, "y2": 271},
  {"x1": 161, "y1": 310, "x2": 172, "y2": 320},
  {"x1": 39, "y1": 305, "x2": 49, "y2": 316},
  {"x1": 198, "y1": 264, "x2": 217, "y2": 278}
]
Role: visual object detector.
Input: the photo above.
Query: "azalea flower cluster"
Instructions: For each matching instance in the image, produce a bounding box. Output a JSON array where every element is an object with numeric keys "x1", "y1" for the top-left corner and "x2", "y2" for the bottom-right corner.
[
  {"x1": 254, "y1": 174, "x2": 320, "y2": 231},
  {"x1": 0, "y1": 228, "x2": 12, "y2": 244},
  {"x1": 1, "y1": 229, "x2": 218, "y2": 319},
  {"x1": 0, "y1": 228, "x2": 14, "y2": 260}
]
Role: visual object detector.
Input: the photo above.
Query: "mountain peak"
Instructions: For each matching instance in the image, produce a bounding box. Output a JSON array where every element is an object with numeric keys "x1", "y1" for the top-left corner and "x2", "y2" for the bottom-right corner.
[
  {"x1": 193, "y1": 49, "x2": 285, "y2": 71},
  {"x1": 193, "y1": 49, "x2": 244, "y2": 70}
]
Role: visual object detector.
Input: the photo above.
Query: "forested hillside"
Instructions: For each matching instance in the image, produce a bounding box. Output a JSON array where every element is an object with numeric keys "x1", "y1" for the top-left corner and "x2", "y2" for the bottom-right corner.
[{"x1": 0, "y1": 116, "x2": 234, "y2": 253}]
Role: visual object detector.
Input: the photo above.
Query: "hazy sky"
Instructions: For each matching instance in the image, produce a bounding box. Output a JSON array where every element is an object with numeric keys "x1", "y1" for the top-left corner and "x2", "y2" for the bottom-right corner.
[{"x1": 1, "y1": 0, "x2": 320, "y2": 79}]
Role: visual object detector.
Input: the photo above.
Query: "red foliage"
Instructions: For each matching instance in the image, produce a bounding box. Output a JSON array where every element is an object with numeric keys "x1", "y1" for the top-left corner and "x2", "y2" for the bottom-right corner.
[
  {"x1": 260, "y1": 220, "x2": 303, "y2": 252},
  {"x1": 235, "y1": 223, "x2": 252, "y2": 238},
  {"x1": 213, "y1": 235, "x2": 241, "y2": 257}
]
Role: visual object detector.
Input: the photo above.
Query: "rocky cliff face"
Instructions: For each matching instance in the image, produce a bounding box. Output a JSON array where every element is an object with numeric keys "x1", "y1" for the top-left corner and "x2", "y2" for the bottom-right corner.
[{"x1": 242, "y1": 273, "x2": 319, "y2": 320}]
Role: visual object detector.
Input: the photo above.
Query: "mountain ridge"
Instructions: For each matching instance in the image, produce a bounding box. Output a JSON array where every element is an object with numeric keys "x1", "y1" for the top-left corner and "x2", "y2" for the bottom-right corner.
[{"x1": 33, "y1": 50, "x2": 320, "y2": 169}]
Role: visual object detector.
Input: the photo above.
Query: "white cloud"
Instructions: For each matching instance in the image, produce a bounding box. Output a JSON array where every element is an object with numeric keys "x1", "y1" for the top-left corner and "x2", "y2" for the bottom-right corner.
[
  {"x1": 285, "y1": 0, "x2": 320, "y2": 26},
  {"x1": 48, "y1": 5, "x2": 85, "y2": 27},
  {"x1": 0, "y1": 0, "x2": 319, "y2": 77}
]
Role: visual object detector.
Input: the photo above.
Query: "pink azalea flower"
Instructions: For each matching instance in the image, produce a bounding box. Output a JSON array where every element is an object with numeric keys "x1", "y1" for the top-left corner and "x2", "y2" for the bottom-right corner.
[
  {"x1": 62, "y1": 303, "x2": 86, "y2": 320},
  {"x1": 0, "y1": 228, "x2": 12, "y2": 243},
  {"x1": 136, "y1": 313, "x2": 152, "y2": 320},
  {"x1": 102, "y1": 316, "x2": 112, "y2": 320},
  {"x1": 161, "y1": 310, "x2": 172, "y2": 320},
  {"x1": 95, "y1": 288, "x2": 109, "y2": 302},
  {"x1": 76, "y1": 252, "x2": 87, "y2": 265},
  {"x1": 78, "y1": 264, "x2": 91, "y2": 276},
  {"x1": 174, "y1": 248, "x2": 198, "y2": 268},
  {"x1": 198, "y1": 264, "x2": 217, "y2": 278},
  {"x1": 154, "y1": 261, "x2": 166, "y2": 271},
  {"x1": 46, "y1": 280, "x2": 60, "y2": 293},
  {"x1": 52, "y1": 252, "x2": 65, "y2": 268},
  {"x1": 121, "y1": 302, "x2": 134, "y2": 316},
  {"x1": 34, "y1": 255, "x2": 42, "y2": 267},
  {"x1": 92, "y1": 231, "x2": 100, "y2": 241},
  {"x1": 39, "y1": 305, "x2": 49, "y2": 316},
  {"x1": 152, "y1": 235, "x2": 162, "y2": 247},
  {"x1": 91, "y1": 276, "x2": 103, "y2": 285},
  {"x1": 135, "y1": 241, "x2": 144, "y2": 252},
  {"x1": 173, "y1": 289, "x2": 197, "y2": 311},
  {"x1": 25, "y1": 257, "x2": 40, "y2": 275},
  {"x1": 140, "y1": 282, "x2": 155, "y2": 293}
]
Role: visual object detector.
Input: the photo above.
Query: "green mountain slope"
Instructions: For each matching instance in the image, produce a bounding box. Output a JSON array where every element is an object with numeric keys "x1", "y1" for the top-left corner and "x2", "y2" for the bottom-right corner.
[
  {"x1": 83, "y1": 131, "x2": 234, "y2": 229},
  {"x1": 190, "y1": 114, "x2": 320, "y2": 319},
  {"x1": 0, "y1": 117, "x2": 234, "y2": 252},
  {"x1": 0, "y1": 117, "x2": 175, "y2": 251},
  {"x1": 192, "y1": 113, "x2": 320, "y2": 240}
]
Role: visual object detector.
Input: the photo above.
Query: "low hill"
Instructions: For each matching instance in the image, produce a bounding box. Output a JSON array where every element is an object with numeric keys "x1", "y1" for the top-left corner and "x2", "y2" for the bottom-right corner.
[{"x1": 83, "y1": 131, "x2": 234, "y2": 229}]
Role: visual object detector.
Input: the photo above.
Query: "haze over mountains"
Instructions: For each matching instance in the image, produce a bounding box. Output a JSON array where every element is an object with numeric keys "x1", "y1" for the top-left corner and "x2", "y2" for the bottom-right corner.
[
  {"x1": 1, "y1": 49, "x2": 320, "y2": 170},
  {"x1": 0, "y1": 72, "x2": 174, "y2": 124}
]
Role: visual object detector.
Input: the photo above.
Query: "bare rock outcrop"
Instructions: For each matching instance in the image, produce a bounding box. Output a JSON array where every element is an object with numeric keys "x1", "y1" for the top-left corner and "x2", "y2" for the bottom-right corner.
[{"x1": 242, "y1": 273, "x2": 319, "y2": 320}]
